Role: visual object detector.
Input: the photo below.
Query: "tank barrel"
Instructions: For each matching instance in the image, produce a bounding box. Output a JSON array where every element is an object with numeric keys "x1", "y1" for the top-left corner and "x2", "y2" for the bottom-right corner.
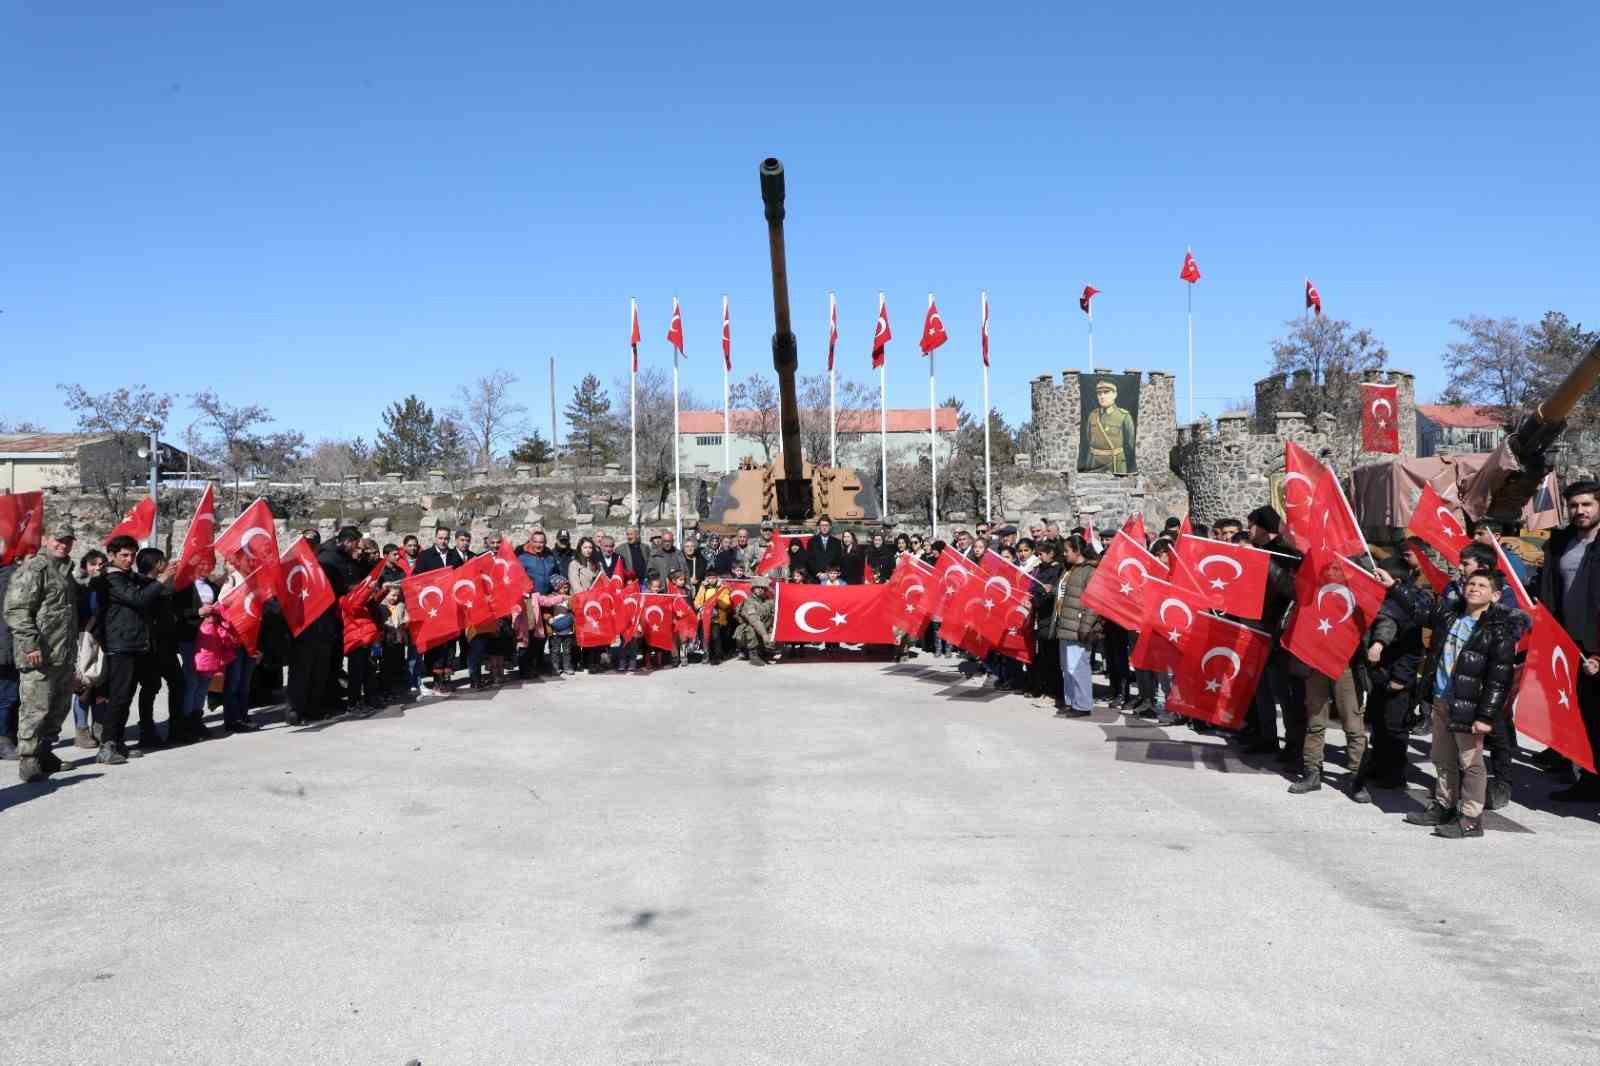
[{"x1": 759, "y1": 156, "x2": 810, "y2": 521}]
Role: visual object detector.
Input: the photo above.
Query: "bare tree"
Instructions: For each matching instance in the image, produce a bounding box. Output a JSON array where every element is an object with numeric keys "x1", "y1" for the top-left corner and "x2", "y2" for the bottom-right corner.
[
  {"x1": 452, "y1": 369, "x2": 530, "y2": 470},
  {"x1": 57, "y1": 384, "x2": 175, "y2": 507},
  {"x1": 1268, "y1": 316, "x2": 1390, "y2": 469},
  {"x1": 1526, "y1": 311, "x2": 1600, "y2": 428},
  {"x1": 303, "y1": 438, "x2": 375, "y2": 480},
  {"x1": 190, "y1": 389, "x2": 274, "y2": 509},
  {"x1": 0, "y1": 417, "x2": 48, "y2": 434},
  {"x1": 797, "y1": 374, "x2": 877, "y2": 468},
  {"x1": 612, "y1": 368, "x2": 707, "y2": 510},
  {"x1": 1440, "y1": 315, "x2": 1534, "y2": 418},
  {"x1": 727, "y1": 373, "x2": 781, "y2": 462}
]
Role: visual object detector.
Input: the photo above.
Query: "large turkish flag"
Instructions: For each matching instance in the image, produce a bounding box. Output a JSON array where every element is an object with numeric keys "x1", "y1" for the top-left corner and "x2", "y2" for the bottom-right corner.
[{"x1": 772, "y1": 582, "x2": 896, "y2": 644}]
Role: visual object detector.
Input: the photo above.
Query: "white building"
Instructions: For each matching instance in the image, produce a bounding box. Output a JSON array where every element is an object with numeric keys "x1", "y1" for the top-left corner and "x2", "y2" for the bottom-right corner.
[{"x1": 677, "y1": 408, "x2": 959, "y2": 471}]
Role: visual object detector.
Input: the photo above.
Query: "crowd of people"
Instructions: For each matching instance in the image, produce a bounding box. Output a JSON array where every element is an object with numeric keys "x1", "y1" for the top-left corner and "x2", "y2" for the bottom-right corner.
[{"x1": 4, "y1": 490, "x2": 1599, "y2": 841}]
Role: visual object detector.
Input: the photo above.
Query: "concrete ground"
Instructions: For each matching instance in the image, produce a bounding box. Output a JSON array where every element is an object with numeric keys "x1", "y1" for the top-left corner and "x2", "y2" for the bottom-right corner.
[{"x1": 2, "y1": 656, "x2": 1599, "y2": 1066}]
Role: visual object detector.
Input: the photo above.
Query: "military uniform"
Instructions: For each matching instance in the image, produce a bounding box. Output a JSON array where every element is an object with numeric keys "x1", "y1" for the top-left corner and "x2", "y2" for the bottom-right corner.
[
  {"x1": 733, "y1": 590, "x2": 776, "y2": 661},
  {"x1": 1082, "y1": 381, "x2": 1137, "y2": 475},
  {"x1": 2, "y1": 549, "x2": 79, "y2": 762}
]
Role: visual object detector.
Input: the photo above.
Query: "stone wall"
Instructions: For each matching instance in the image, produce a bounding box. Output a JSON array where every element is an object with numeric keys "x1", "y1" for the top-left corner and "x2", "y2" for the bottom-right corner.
[{"x1": 1173, "y1": 368, "x2": 1418, "y2": 524}]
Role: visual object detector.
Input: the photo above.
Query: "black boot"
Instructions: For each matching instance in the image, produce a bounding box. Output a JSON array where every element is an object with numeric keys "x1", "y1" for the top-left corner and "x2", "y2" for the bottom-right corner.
[
  {"x1": 1287, "y1": 769, "x2": 1322, "y2": 794},
  {"x1": 1433, "y1": 816, "x2": 1483, "y2": 838},
  {"x1": 1404, "y1": 802, "x2": 1456, "y2": 826},
  {"x1": 1485, "y1": 778, "x2": 1512, "y2": 811}
]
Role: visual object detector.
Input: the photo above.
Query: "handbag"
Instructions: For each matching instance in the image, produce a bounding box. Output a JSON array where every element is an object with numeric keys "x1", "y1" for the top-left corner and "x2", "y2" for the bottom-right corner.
[{"x1": 75, "y1": 629, "x2": 105, "y2": 687}]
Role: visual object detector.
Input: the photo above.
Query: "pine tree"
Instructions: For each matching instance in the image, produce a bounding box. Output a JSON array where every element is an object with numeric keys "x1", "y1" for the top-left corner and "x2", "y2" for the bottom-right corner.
[
  {"x1": 510, "y1": 429, "x2": 555, "y2": 468},
  {"x1": 373, "y1": 395, "x2": 442, "y2": 478},
  {"x1": 564, "y1": 374, "x2": 618, "y2": 469}
]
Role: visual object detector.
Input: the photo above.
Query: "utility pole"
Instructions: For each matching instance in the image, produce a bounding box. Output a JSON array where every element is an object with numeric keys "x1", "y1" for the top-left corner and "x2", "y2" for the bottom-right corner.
[{"x1": 548, "y1": 354, "x2": 558, "y2": 474}]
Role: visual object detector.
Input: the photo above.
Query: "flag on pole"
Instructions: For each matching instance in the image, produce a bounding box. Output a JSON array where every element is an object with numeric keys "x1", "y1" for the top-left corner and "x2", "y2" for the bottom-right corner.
[
  {"x1": 666, "y1": 297, "x2": 685, "y2": 355},
  {"x1": 629, "y1": 298, "x2": 641, "y2": 372},
  {"x1": 1079, "y1": 286, "x2": 1100, "y2": 313},
  {"x1": 721, "y1": 296, "x2": 731, "y2": 371},
  {"x1": 920, "y1": 296, "x2": 948, "y2": 355},
  {"x1": 105, "y1": 496, "x2": 157, "y2": 545},
  {"x1": 1407, "y1": 483, "x2": 1471, "y2": 565},
  {"x1": 1361, "y1": 382, "x2": 1401, "y2": 454},
  {"x1": 871, "y1": 293, "x2": 892, "y2": 368},
  {"x1": 980, "y1": 291, "x2": 990, "y2": 367},
  {"x1": 1180, "y1": 250, "x2": 1202, "y2": 283},
  {"x1": 0, "y1": 491, "x2": 44, "y2": 566},
  {"x1": 173, "y1": 483, "x2": 217, "y2": 590},
  {"x1": 1305, "y1": 278, "x2": 1323, "y2": 316},
  {"x1": 827, "y1": 293, "x2": 839, "y2": 371}
]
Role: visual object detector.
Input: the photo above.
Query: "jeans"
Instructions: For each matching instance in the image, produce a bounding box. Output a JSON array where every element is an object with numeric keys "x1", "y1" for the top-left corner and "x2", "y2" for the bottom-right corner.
[
  {"x1": 223, "y1": 654, "x2": 256, "y2": 727},
  {"x1": 1059, "y1": 642, "x2": 1094, "y2": 711},
  {"x1": 180, "y1": 640, "x2": 210, "y2": 722},
  {"x1": 0, "y1": 664, "x2": 19, "y2": 740}
]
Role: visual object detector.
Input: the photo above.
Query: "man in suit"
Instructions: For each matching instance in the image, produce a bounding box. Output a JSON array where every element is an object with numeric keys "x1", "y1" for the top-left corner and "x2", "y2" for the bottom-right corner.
[
  {"x1": 620, "y1": 528, "x2": 649, "y2": 583},
  {"x1": 597, "y1": 535, "x2": 630, "y2": 579},
  {"x1": 804, "y1": 515, "x2": 844, "y2": 578},
  {"x1": 413, "y1": 526, "x2": 462, "y2": 574}
]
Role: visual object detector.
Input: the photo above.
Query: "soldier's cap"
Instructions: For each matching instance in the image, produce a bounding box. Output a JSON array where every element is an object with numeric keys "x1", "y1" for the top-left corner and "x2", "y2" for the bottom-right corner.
[
  {"x1": 750, "y1": 575, "x2": 771, "y2": 590},
  {"x1": 53, "y1": 523, "x2": 76, "y2": 541},
  {"x1": 1094, "y1": 380, "x2": 1118, "y2": 395}
]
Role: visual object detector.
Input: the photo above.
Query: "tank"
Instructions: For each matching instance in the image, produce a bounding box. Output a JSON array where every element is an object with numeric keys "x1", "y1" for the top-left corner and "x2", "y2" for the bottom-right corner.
[{"x1": 699, "y1": 157, "x2": 884, "y2": 534}]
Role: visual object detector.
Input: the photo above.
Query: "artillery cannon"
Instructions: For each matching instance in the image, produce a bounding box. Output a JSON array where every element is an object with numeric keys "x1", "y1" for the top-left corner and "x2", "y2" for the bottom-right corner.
[
  {"x1": 699, "y1": 158, "x2": 884, "y2": 533},
  {"x1": 1474, "y1": 334, "x2": 1600, "y2": 523}
]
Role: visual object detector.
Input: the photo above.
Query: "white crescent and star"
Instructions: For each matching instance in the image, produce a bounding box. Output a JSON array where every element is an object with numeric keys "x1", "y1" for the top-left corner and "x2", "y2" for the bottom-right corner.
[
  {"x1": 1372, "y1": 397, "x2": 1394, "y2": 419},
  {"x1": 1314, "y1": 583, "x2": 1356, "y2": 631},
  {"x1": 644, "y1": 604, "x2": 666, "y2": 627},
  {"x1": 1552, "y1": 647, "x2": 1573, "y2": 707},
  {"x1": 240, "y1": 527, "x2": 272, "y2": 556},
  {"x1": 451, "y1": 578, "x2": 477, "y2": 605},
  {"x1": 1437, "y1": 507, "x2": 1463, "y2": 538},
  {"x1": 419, "y1": 585, "x2": 444, "y2": 617},
  {"x1": 1196, "y1": 553, "x2": 1243, "y2": 590},
  {"x1": 1158, "y1": 597, "x2": 1194, "y2": 641},
  {"x1": 793, "y1": 601, "x2": 840, "y2": 635},
  {"x1": 242, "y1": 591, "x2": 259, "y2": 619},
  {"x1": 494, "y1": 558, "x2": 515, "y2": 585},
  {"x1": 1283, "y1": 471, "x2": 1316, "y2": 508}
]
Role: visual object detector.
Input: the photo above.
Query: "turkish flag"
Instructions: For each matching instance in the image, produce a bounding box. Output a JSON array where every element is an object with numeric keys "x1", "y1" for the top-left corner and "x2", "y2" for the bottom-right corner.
[
  {"x1": 172, "y1": 483, "x2": 217, "y2": 590},
  {"x1": 639, "y1": 592, "x2": 679, "y2": 652},
  {"x1": 1515, "y1": 605, "x2": 1598, "y2": 773},
  {"x1": 1173, "y1": 534, "x2": 1272, "y2": 619},
  {"x1": 215, "y1": 498, "x2": 280, "y2": 578},
  {"x1": 0, "y1": 490, "x2": 44, "y2": 566},
  {"x1": 341, "y1": 560, "x2": 387, "y2": 654},
  {"x1": 671, "y1": 595, "x2": 697, "y2": 641},
  {"x1": 1282, "y1": 545, "x2": 1388, "y2": 679},
  {"x1": 1407, "y1": 483, "x2": 1470, "y2": 566},
  {"x1": 401, "y1": 568, "x2": 461, "y2": 653},
  {"x1": 1361, "y1": 382, "x2": 1400, "y2": 453},
  {"x1": 573, "y1": 581, "x2": 619, "y2": 648},
  {"x1": 105, "y1": 496, "x2": 157, "y2": 545},
  {"x1": 827, "y1": 293, "x2": 839, "y2": 373},
  {"x1": 1129, "y1": 576, "x2": 1211, "y2": 673},
  {"x1": 630, "y1": 298, "x2": 641, "y2": 373},
  {"x1": 1120, "y1": 512, "x2": 1148, "y2": 546},
  {"x1": 980, "y1": 291, "x2": 990, "y2": 367},
  {"x1": 1305, "y1": 278, "x2": 1322, "y2": 316},
  {"x1": 1083, "y1": 531, "x2": 1169, "y2": 632},
  {"x1": 1311, "y1": 468, "x2": 1368, "y2": 558},
  {"x1": 1178, "y1": 513, "x2": 1193, "y2": 538},
  {"x1": 277, "y1": 537, "x2": 336, "y2": 637},
  {"x1": 721, "y1": 295, "x2": 732, "y2": 372},
  {"x1": 754, "y1": 531, "x2": 811, "y2": 576},
  {"x1": 919, "y1": 295, "x2": 948, "y2": 355},
  {"x1": 929, "y1": 547, "x2": 981, "y2": 632},
  {"x1": 1167, "y1": 613, "x2": 1271, "y2": 730},
  {"x1": 1409, "y1": 545, "x2": 1451, "y2": 595},
  {"x1": 994, "y1": 600, "x2": 1035, "y2": 664},
  {"x1": 492, "y1": 539, "x2": 534, "y2": 603},
  {"x1": 1079, "y1": 286, "x2": 1100, "y2": 314},
  {"x1": 772, "y1": 581, "x2": 896, "y2": 644},
  {"x1": 1180, "y1": 249, "x2": 1202, "y2": 284},
  {"x1": 666, "y1": 297, "x2": 685, "y2": 355},
  {"x1": 215, "y1": 563, "x2": 279, "y2": 657},
  {"x1": 451, "y1": 553, "x2": 501, "y2": 630},
  {"x1": 877, "y1": 554, "x2": 936, "y2": 639},
  {"x1": 871, "y1": 294, "x2": 891, "y2": 369},
  {"x1": 965, "y1": 551, "x2": 1039, "y2": 649},
  {"x1": 617, "y1": 581, "x2": 643, "y2": 642}
]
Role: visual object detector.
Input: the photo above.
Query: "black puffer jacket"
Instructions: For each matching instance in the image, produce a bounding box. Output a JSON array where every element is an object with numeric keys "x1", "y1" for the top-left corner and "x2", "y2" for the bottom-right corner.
[
  {"x1": 1366, "y1": 581, "x2": 1434, "y2": 689},
  {"x1": 1258, "y1": 536, "x2": 1302, "y2": 642},
  {"x1": 97, "y1": 567, "x2": 168, "y2": 656},
  {"x1": 1422, "y1": 602, "x2": 1521, "y2": 732}
]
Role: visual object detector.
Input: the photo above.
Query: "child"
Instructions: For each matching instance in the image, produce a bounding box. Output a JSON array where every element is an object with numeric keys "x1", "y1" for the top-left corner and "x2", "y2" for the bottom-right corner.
[
  {"x1": 669, "y1": 569, "x2": 694, "y2": 663},
  {"x1": 694, "y1": 573, "x2": 733, "y2": 665},
  {"x1": 544, "y1": 576, "x2": 576, "y2": 676},
  {"x1": 378, "y1": 585, "x2": 413, "y2": 699},
  {"x1": 642, "y1": 575, "x2": 672, "y2": 670}
]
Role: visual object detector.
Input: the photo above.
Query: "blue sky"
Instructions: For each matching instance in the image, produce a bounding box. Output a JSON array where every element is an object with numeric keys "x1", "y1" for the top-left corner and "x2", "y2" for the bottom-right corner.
[{"x1": 4, "y1": 1, "x2": 1597, "y2": 447}]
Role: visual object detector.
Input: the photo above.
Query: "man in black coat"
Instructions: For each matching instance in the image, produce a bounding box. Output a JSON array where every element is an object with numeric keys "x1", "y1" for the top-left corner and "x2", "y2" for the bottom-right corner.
[
  {"x1": 413, "y1": 526, "x2": 462, "y2": 575},
  {"x1": 286, "y1": 527, "x2": 359, "y2": 724},
  {"x1": 620, "y1": 528, "x2": 649, "y2": 584},
  {"x1": 1242, "y1": 506, "x2": 1304, "y2": 758},
  {"x1": 1359, "y1": 555, "x2": 1434, "y2": 797},
  {"x1": 97, "y1": 536, "x2": 175, "y2": 762},
  {"x1": 1536, "y1": 478, "x2": 1600, "y2": 801},
  {"x1": 803, "y1": 515, "x2": 844, "y2": 577}
]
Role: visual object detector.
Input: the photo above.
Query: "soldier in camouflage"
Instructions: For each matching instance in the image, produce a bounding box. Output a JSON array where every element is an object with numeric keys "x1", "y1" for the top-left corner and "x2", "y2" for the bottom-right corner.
[
  {"x1": 733, "y1": 576, "x2": 777, "y2": 664},
  {"x1": 2, "y1": 525, "x2": 80, "y2": 782}
]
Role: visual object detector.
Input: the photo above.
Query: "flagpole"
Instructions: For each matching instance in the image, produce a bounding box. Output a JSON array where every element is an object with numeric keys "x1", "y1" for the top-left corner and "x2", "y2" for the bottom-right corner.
[
  {"x1": 981, "y1": 290, "x2": 991, "y2": 524},
  {"x1": 672, "y1": 332, "x2": 683, "y2": 545},
  {"x1": 1186, "y1": 281, "x2": 1195, "y2": 423},
  {"x1": 878, "y1": 290, "x2": 889, "y2": 520},
  {"x1": 1087, "y1": 306, "x2": 1095, "y2": 372},
  {"x1": 629, "y1": 297, "x2": 639, "y2": 528},
  {"x1": 927, "y1": 292, "x2": 938, "y2": 542},
  {"x1": 828, "y1": 291, "x2": 837, "y2": 468},
  {"x1": 722, "y1": 293, "x2": 731, "y2": 476}
]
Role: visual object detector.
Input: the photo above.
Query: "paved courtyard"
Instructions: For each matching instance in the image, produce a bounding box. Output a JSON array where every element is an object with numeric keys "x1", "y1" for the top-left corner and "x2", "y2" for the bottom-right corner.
[{"x1": 3, "y1": 658, "x2": 1598, "y2": 1065}]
